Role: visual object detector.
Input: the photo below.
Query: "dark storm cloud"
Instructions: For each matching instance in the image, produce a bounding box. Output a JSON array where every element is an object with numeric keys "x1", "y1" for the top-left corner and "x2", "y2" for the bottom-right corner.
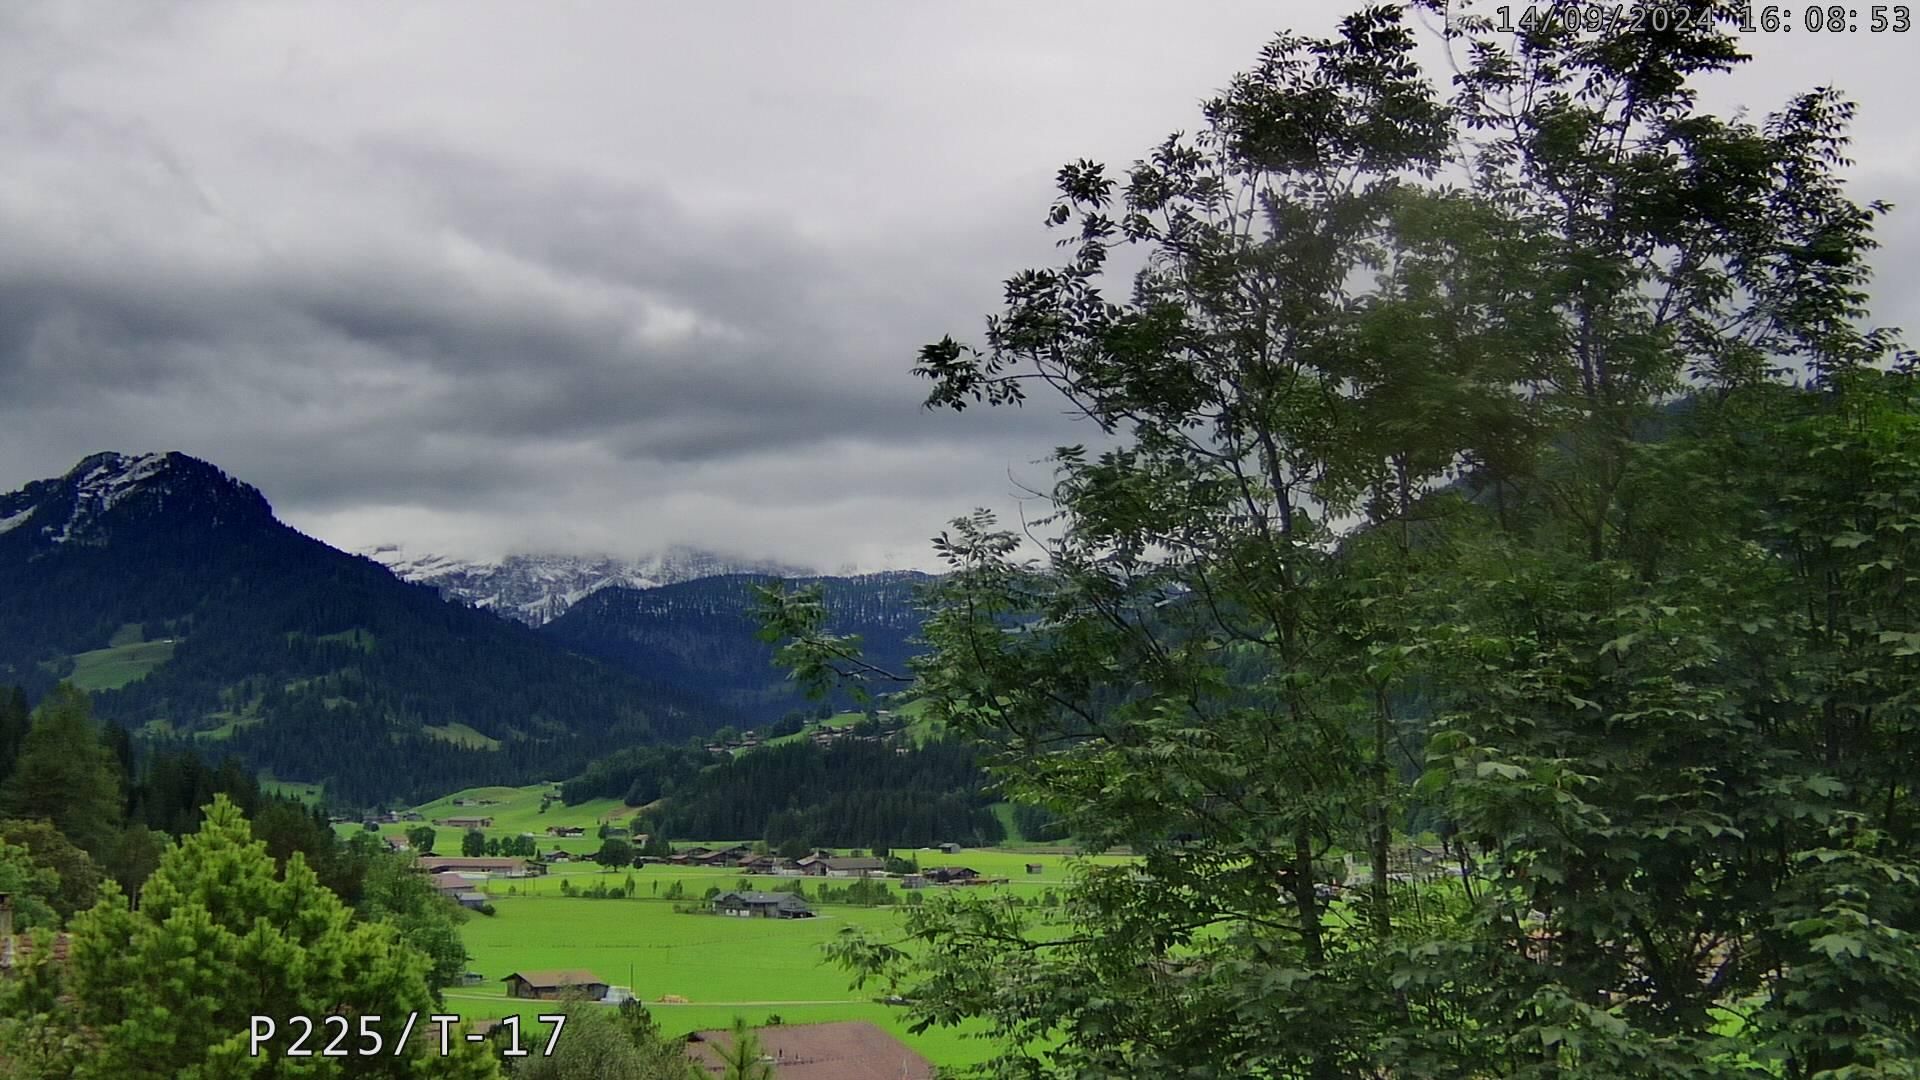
[{"x1": 0, "y1": 0, "x2": 1912, "y2": 569}]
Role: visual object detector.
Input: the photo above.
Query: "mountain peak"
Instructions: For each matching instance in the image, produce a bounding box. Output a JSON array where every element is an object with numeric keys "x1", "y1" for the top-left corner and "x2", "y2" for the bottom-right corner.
[
  {"x1": 365, "y1": 545, "x2": 816, "y2": 626},
  {"x1": 0, "y1": 451, "x2": 272, "y2": 548}
]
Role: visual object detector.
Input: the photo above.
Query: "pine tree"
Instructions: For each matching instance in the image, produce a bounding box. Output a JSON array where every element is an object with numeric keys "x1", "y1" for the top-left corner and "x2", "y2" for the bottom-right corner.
[
  {"x1": 0, "y1": 684, "x2": 123, "y2": 856},
  {"x1": 44, "y1": 795, "x2": 502, "y2": 1078},
  {"x1": 0, "y1": 685, "x2": 29, "y2": 782}
]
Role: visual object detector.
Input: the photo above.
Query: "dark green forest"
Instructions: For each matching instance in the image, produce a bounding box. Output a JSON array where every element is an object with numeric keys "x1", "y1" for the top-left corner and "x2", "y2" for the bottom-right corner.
[
  {"x1": 644, "y1": 738, "x2": 1003, "y2": 849},
  {"x1": 542, "y1": 571, "x2": 928, "y2": 725}
]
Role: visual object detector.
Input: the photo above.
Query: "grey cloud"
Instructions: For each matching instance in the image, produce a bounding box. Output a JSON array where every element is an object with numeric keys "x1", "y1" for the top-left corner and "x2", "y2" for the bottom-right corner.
[{"x1": 0, "y1": 0, "x2": 1914, "y2": 569}]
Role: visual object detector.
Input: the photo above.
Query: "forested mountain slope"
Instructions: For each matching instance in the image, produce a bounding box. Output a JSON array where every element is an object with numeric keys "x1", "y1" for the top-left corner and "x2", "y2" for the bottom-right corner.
[
  {"x1": 0, "y1": 452, "x2": 740, "y2": 804},
  {"x1": 543, "y1": 571, "x2": 930, "y2": 725}
]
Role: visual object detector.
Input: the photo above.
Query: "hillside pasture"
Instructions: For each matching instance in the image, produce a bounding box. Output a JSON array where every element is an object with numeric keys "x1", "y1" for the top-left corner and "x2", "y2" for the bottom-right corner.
[
  {"x1": 64, "y1": 638, "x2": 177, "y2": 691},
  {"x1": 454, "y1": 893, "x2": 994, "y2": 1069}
]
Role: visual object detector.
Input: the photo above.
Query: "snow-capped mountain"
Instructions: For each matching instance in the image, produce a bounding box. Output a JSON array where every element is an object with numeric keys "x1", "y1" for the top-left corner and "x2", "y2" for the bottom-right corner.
[
  {"x1": 0, "y1": 451, "x2": 273, "y2": 550},
  {"x1": 362, "y1": 545, "x2": 815, "y2": 626}
]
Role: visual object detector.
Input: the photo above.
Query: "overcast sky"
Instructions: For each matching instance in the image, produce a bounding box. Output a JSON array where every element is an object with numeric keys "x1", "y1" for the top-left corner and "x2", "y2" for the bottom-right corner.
[{"x1": 2, "y1": 2, "x2": 1916, "y2": 571}]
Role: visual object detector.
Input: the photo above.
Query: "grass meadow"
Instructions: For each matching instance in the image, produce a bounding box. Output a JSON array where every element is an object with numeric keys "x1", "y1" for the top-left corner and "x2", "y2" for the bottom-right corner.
[
  {"x1": 450, "y1": 886, "x2": 998, "y2": 1068},
  {"x1": 327, "y1": 784, "x2": 1137, "y2": 1068}
]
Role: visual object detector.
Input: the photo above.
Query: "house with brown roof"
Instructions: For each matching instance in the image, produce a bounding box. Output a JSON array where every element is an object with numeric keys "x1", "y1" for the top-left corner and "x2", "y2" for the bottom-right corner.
[
  {"x1": 685, "y1": 1020, "x2": 933, "y2": 1079},
  {"x1": 803, "y1": 856, "x2": 884, "y2": 878},
  {"x1": 439, "y1": 815, "x2": 493, "y2": 829},
  {"x1": 428, "y1": 872, "x2": 472, "y2": 896},
  {"x1": 501, "y1": 969, "x2": 610, "y2": 1000},
  {"x1": 924, "y1": 866, "x2": 979, "y2": 884},
  {"x1": 711, "y1": 891, "x2": 814, "y2": 919},
  {"x1": 415, "y1": 855, "x2": 536, "y2": 876}
]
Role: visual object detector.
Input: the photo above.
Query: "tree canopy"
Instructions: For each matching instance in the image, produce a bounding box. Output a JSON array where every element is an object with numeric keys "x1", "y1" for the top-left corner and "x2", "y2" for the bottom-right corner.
[
  {"x1": 766, "y1": 3, "x2": 1920, "y2": 1076},
  {"x1": 3, "y1": 795, "x2": 501, "y2": 1078}
]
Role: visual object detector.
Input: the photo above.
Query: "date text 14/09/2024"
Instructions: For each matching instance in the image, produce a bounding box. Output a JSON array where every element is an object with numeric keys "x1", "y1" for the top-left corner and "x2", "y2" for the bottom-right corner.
[
  {"x1": 1488, "y1": 3, "x2": 1912, "y2": 33},
  {"x1": 247, "y1": 1014, "x2": 565, "y2": 1059}
]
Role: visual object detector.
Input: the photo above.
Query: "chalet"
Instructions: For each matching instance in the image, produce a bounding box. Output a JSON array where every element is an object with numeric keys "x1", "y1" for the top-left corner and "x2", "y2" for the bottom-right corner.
[
  {"x1": 826, "y1": 856, "x2": 885, "y2": 878},
  {"x1": 801, "y1": 856, "x2": 883, "y2": 878},
  {"x1": 696, "y1": 845, "x2": 752, "y2": 868},
  {"x1": 668, "y1": 846, "x2": 715, "y2": 865},
  {"x1": 546, "y1": 826, "x2": 585, "y2": 838},
  {"x1": 439, "y1": 815, "x2": 493, "y2": 829},
  {"x1": 502, "y1": 969, "x2": 610, "y2": 1001},
  {"x1": 428, "y1": 872, "x2": 472, "y2": 897},
  {"x1": 937, "y1": 842, "x2": 961, "y2": 855},
  {"x1": 1025, "y1": 863, "x2": 1045, "y2": 874},
  {"x1": 544, "y1": 849, "x2": 573, "y2": 863},
  {"x1": 415, "y1": 856, "x2": 537, "y2": 877},
  {"x1": 686, "y1": 1020, "x2": 933, "y2": 1079},
  {"x1": 711, "y1": 891, "x2": 815, "y2": 919},
  {"x1": 924, "y1": 866, "x2": 979, "y2": 885}
]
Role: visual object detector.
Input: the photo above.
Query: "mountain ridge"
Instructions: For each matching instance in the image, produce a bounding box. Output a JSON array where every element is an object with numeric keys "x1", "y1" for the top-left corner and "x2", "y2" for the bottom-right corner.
[
  {"x1": 0, "y1": 451, "x2": 742, "y2": 805},
  {"x1": 363, "y1": 544, "x2": 816, "y2": 626},
  {"x1": 542, "y1": 570, "x2": 932, "y2": 726}
]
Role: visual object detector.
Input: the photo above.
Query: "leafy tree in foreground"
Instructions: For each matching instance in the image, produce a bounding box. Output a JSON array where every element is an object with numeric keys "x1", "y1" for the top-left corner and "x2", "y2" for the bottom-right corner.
[
  {"x1": 0, "y1": 818, "x2": 104, "y2": 922},
  {"x1": 5, "y1": 795, "x2": 501, "y2": 1078},
  {"x1": 766, "y1": 2, "x2": 1919, "y2": 1076},
  {"x1": 0, "y1": 840, "x2": 61, "y2": 931}
]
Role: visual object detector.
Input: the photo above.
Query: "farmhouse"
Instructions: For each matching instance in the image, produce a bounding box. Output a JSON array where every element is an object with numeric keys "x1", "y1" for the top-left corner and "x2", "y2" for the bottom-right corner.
[
  {"x1": 685, "y1": 1020, "x2": 933, "y2": 1079},
  {"x1": 415, "y1": 856, "x2": 537, "y2": 877},
  {"x1": 428, "y1": 872, "x2": 471, "y2": 897},
  {"x1": 501, "y1": 969, "x2": 610, "y2": 1000},
  {"x1": 924, "y1": 866, "x2": 979, "y2": 885},
  {"x1": 711, "y1": 891, "x2": 815, "y2": 919},
  {"x1": 806, "y1": 856, "x2": 883, "y2": 878},
  {"x1": 696, "y1": 845, "x2": 753, "y2": 868},
  {"x1": 546, "y1": 826, "x2": 585, "y2": 837},
  {"x1": 439, "y1": 815, "x2": 493, "y2": 829}
]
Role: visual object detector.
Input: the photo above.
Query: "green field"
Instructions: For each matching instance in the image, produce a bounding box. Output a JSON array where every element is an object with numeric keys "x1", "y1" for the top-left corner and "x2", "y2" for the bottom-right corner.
[
  {"x1": 335, "y1": 785, "x2": 643, "y2": 857},
  {"x1": 422, "y1": 723, "x2": 504, "y2": 750},
  {"x1": 65, "y1": 638, "x2": 178, "y2": 691},
  {"x1": 453, "y1": 888, "x2": 998, "y2": 1068},
  {"x1": 346, "y1": 784, "x2": 1138, "y2": 1067},
  {"x1": 261, "y1": 775, "x2": 325, "y2": 804}
]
